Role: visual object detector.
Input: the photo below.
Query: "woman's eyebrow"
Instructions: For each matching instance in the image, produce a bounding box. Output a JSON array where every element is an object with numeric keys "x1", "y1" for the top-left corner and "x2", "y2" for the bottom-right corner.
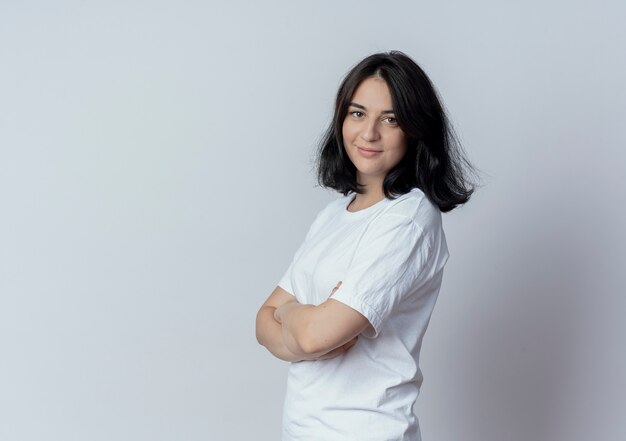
[{"x1": 349, "y1": 102, "x2": 395, "y2": 114}]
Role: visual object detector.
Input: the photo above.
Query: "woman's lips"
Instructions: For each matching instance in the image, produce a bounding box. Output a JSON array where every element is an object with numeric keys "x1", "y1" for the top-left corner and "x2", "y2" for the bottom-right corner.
[{"x1": 357, "y1": 146, "x2": 382, "y2": 158}]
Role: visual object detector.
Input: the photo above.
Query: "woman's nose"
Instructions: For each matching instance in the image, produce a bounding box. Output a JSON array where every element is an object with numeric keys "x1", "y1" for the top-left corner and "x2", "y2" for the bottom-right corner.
[{"x1": 360, "y1": 119, "x2": 380, "y2": 142}]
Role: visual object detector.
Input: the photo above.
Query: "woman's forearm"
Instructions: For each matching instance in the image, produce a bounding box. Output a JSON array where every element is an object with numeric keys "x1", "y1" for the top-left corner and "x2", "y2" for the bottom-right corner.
[
  {"x1": 256, "y1": 306, "x2": 307, "y2": 362},
  {"x1": 277, "y1": 297, "x2": 356, "y2": 359},
  {"x1": 277, "y1": 302, "x2": 317, "y2": 356}
]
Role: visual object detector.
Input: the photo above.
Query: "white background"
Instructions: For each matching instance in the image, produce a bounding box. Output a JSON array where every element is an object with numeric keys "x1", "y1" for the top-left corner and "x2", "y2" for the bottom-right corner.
[{"x1": 1, "y1": 1, "x2": 624, "y2": 440}]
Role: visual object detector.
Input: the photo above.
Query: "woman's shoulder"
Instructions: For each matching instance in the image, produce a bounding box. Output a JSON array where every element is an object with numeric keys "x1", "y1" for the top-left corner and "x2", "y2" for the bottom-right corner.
[
  {"x1": 320, "y1": 193, "x2": 350, "y2": 215},
  {"x1": 308, "y1": 193, "x2": 350, "y2": 226},
  {"x1": 382, "y1": 187, "x2": 443, "y2": 231}
]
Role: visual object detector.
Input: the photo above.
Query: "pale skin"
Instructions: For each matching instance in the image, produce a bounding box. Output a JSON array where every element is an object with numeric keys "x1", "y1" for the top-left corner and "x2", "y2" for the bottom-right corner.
[
  {"x1": 255, "y1": 75, "x2": 408, "y2": 361},
  {"x1": 255, "y1": 282, "x2": 361, "y2": 362}
]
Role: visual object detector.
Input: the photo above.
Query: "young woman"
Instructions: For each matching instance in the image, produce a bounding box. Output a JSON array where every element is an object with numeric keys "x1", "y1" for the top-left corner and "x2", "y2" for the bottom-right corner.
[{"x1": 256, "y1": 50, "x2": 477, "y2": 441}]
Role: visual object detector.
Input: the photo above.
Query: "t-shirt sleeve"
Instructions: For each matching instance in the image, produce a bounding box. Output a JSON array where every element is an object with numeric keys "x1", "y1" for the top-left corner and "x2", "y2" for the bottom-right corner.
[
  {"x1": 329, "y1": 213, "x2": 433, "y2": 339},
  {"x1": 277, "y1": 207, "x2": 327, "y2": 295},
  {"x1": 277, "y1": 245, "x2": 303, "y2": 296}
]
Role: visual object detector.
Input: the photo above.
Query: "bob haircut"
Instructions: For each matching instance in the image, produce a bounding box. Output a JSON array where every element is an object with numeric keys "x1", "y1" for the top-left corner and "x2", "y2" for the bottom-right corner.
[{"x1": 316, "y1": 50, "x2": 478, "y2": 213}]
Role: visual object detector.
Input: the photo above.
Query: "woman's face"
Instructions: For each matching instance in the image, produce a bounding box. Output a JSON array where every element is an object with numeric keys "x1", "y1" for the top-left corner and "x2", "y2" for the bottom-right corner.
[{"x1": 342, "y1": 76, "x2": 407, "y2": 191}]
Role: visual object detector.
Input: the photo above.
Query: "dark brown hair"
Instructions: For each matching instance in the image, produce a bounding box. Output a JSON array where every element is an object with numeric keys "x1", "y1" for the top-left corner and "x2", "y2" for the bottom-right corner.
[{"x1": 315, "y1": 50, "x2": 479, "y2": 212}]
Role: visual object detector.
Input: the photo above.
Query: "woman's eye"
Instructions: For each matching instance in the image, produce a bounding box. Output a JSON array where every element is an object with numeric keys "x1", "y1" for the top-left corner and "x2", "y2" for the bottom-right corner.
[
  {"x1": 384, "y1": 116, "x2": 398, "y2": 125},
  {"x1": 350, "y1": 111, "x2": 364, "y2": 118}
]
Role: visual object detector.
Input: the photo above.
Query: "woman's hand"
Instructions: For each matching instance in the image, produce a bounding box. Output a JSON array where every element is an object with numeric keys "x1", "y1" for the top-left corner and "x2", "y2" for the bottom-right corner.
[
  {"x1": 329, "y1": 280, "x2": 342, "y2": 296},
  {"x1": 273, "y1": 297, "x2": 298, "y2": 324},
  {"x1": 313, "y1": 334, "x2": 358, "y2": 360},
  {"x1": 273, "y1": 281, "x2": 341, "y2": 324}
]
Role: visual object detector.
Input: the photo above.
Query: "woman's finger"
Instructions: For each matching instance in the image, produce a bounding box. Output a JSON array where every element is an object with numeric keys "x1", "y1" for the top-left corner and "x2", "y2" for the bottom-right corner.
[
  {"x1": 273, "y1": 308, "x2": 281, "y2": 323},
  {"x1": 344, "y1": 337, "x2": 357, "y2": 349},
  {"x1": 317, "y1": 348, "x2": 341, "y2": 360},
  {"x1": 328, "y1": 281, "x2": 342, "y2": 298},
  {"x1": 317, "y1": 336, "x2": 357, "y2": 360}
]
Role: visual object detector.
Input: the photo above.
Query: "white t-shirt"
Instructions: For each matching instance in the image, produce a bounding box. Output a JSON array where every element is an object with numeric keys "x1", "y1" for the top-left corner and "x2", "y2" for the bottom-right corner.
[{"x1": 277, "y1": 187, "x2": 450, "y2": 441}]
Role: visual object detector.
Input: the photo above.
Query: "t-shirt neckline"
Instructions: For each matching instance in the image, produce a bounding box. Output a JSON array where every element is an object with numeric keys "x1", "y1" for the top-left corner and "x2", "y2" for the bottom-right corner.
[{"x1": 341, "y1": 194, "x2": 388, "y2": 219}]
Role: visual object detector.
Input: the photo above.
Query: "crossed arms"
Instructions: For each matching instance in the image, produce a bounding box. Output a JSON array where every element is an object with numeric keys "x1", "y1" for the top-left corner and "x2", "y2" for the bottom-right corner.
[{"x1": 255, "y1": 283, "x2": 371, "y2": 362}]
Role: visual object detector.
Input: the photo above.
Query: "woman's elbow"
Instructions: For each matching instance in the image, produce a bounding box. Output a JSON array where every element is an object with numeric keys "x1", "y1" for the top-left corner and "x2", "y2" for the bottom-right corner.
[
  {"x1": 295, "y1": 335, "x2": 317, "y2": 356},
  {"x1": 293, "y1": 320, "x2": 326, "y2": 356},
  {"x1": 255, "y1": 307, "x2": 271, "y2": 346}
]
